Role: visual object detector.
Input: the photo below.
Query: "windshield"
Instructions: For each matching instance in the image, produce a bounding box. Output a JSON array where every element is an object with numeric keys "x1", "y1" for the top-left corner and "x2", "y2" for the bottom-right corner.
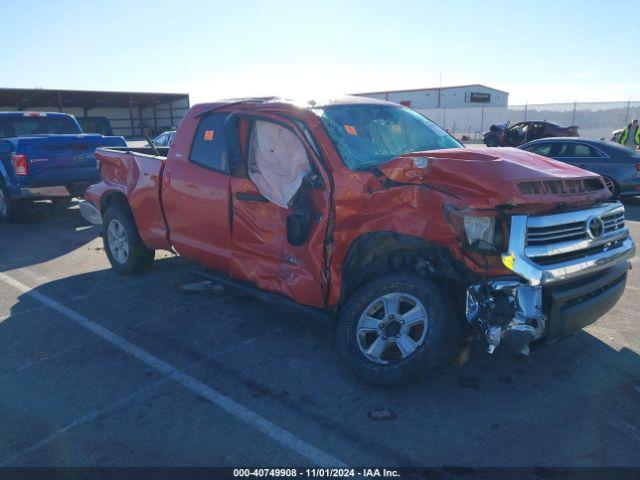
[
  {"x1": 77, "y1": 117, "x2": 111, "y2": 135},
  {"x1": 0, "y1": 115, "x2": 82, "y2": 138},
  {"x1": 315, "y1": 104, "x2": 462, "y2": 170}
]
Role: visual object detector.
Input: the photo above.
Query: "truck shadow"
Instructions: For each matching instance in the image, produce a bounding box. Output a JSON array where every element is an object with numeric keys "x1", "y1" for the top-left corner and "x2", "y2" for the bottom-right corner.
[
  {"x1": 18, "y1": 199, "x2": 83, "y2": 224},
  {"x1": 0, "y1": 200, "x2": 99, "y2": 273},
  {"x1": 3, "y1": 259, "x2": 640, "y2": 467}
]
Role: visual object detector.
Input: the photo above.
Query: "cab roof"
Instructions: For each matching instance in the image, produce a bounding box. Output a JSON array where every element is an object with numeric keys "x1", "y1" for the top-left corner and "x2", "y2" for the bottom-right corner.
[{"x1": 190, "y1": 94, "x2": 398, "y2": 115}]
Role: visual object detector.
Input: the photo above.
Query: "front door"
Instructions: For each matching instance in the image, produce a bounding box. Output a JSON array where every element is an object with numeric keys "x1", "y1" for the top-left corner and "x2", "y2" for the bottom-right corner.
[{"x1": 228, "y1": 114, "x2": 331, "y2": 308}]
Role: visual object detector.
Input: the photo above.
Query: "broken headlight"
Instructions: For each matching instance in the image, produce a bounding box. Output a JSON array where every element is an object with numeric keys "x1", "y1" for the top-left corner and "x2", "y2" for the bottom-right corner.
[
  {"x1": 443, "y1": 204, "x2": 507, "y2": 254},
  {"x1": 463, "y1": 216, "x2": 504, "y2": 252}
]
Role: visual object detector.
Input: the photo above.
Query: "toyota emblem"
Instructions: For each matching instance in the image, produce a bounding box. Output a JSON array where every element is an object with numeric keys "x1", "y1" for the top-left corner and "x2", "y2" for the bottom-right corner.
[{"x1": 586, "y1": 215, "x2": 605, "y2": 239}]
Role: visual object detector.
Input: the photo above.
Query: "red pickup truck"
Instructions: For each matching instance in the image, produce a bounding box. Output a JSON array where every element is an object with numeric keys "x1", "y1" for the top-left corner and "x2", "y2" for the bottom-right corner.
[{"x1": 81, "y1": 96, "x2": 636, "y2": 385}]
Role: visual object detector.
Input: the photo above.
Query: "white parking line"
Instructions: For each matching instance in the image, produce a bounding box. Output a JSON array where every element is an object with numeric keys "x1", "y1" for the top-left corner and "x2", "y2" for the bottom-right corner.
[
  {"x1": 0, "y1": 376, "x2": 170, "y2": 467},
  {"x1": 0, "y1": 272, "x2": 344, "y2": 467},
  {"x1": 0, "y1": 316, "x2": 158, "y2": 382},
  {"x1": 1, "y1": 328, "x2": 284, "y2": 466}
]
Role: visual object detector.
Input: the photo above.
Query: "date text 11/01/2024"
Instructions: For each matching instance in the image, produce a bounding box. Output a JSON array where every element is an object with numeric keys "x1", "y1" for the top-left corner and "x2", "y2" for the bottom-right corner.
[{"x1": 233, "y1": 468, "x2": 400, "y2": 477}]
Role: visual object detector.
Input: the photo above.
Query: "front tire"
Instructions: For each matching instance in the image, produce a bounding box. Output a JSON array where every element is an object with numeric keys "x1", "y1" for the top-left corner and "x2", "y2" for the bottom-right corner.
[
  {"x1": 103, "y1": 203, "x2": 155, "y2": 274},
  {"x1": 337, "y1": 273, "x2": 461, "y2": 387},
  {"x1": 0, "y1": 182, "x2": 25, "y2": 223}
]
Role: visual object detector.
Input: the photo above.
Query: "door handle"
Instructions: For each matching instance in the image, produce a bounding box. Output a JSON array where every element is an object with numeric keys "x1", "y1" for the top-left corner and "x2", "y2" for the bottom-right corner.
[{"x1": 235, "y1": 192, "x2": 268, "y2": 203}]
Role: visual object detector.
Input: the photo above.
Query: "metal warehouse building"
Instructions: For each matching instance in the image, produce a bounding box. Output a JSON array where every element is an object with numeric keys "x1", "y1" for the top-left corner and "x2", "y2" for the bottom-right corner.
[
  {"x1": 354, "y1": 84, "x2": 508, "y2": 109},
  {"x1": 0, "y1": 87, "x2": 190, "y2": 138}
]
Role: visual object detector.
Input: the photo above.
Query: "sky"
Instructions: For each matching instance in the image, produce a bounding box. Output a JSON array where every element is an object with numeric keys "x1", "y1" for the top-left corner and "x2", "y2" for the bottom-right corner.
[{"x1": 0, "y1": 0, "x2": 638, "y2": 105}]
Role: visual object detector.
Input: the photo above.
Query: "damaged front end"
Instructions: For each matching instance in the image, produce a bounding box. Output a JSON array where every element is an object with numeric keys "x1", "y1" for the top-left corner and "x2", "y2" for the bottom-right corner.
[
  {"x1": 466, "y1": 281, "x2": 546, "y2": 355},
  {"x1": 464, "y1": 202, "x2": 634, "y2": 356}
]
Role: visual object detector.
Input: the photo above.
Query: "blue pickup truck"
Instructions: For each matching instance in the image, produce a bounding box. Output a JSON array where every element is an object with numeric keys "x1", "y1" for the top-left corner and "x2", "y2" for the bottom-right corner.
[{"x1": 0, "y1": 111, "x2": 126, "y2": 222}]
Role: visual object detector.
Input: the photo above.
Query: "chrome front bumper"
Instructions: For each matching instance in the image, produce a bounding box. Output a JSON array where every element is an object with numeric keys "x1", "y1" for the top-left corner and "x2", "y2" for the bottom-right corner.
[
  {"x1": 466, "y1": 261, "x2": 630, "y2": 355},
  {"x1": 79, "y1": 200, "x2": 102, "y2": 226},
  {"x1": 503, "y1": 202, "x2": 636, "y2": 286}
]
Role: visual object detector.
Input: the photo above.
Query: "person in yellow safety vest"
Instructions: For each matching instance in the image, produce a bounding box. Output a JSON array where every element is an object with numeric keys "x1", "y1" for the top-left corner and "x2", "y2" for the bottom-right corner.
[{"x1": 618, "y1": 118, "x2": 640, "y2": 150}]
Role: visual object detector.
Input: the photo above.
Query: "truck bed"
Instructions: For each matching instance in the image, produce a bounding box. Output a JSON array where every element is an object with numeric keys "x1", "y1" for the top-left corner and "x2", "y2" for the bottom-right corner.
[
  {"x1": 1, "y1": 134, "x2": 127, "y2": 197},
  {"x1": 97, "y1": 146, "x2": 170, "y2": 158},
  {"x1": 92, "y1": 146, "x2": 170, "y2": 249}
]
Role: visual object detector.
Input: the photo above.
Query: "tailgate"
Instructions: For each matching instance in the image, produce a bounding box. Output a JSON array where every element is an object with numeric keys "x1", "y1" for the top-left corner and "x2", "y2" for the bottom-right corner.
[{"x1": 18, "y1": 134, "x2": 125, "y2": 186}]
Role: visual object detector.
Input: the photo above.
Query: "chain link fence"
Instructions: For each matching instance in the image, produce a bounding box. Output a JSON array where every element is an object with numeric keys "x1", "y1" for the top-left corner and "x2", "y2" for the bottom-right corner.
[{"x1": 417, "y1": 100, "x2": 640, "y2": 142}]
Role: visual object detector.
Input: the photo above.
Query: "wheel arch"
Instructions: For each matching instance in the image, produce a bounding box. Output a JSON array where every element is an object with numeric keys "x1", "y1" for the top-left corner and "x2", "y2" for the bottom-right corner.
[
  {"x1": 338, "y1": 231, "x2": 468, "y2": 309},
  {"x1": 100, "y1": 190, "x2": 130, "y2": 214}
]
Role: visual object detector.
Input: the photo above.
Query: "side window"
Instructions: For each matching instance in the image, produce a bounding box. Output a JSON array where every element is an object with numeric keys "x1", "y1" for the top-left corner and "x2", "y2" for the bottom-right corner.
[
  {"x1": 590, "y1": 146, "x2": 605, "y2": 158},
  {"x1": 548, "y1": 142, "x2": 566, "y2": 157},
  {"x1": 560, "y1": 143, "x2": 575, "y2": 156},
  {"x1": 574, "y1": 144, "x2": 591, "y2": 157},
  {"x1": 573, "y1": 144, "x2": 596, "y2": 157},
  {"x1": 155, "y1": 133, "x2": 167, "y2": 146},
  {"x1": 548, "y1": 143, "x2": 578, "y2": 157},
  {"x1": 526, "y1": 143, "x2": 552, "y2": 155},
  {"x1": 190, "y1": 113, "x2": 229, "y2": 172},
  {"x1": 248, "y1": 120, "x2": 311, "y2": 208}
]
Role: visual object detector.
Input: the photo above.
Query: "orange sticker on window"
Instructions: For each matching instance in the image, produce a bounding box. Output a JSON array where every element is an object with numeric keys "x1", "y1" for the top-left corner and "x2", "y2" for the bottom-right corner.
[
  {"x1": 344, "y1": 125, "x2": 357, "y2": 136},
  {"x1": 204, "y1": 130, "x2": 215, "y2": 141}
]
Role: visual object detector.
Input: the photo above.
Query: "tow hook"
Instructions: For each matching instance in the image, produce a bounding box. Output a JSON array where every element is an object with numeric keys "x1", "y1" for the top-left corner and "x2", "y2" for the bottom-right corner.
[{"x1": 465, "y1": 280, "x2": 546, "y2": 355}]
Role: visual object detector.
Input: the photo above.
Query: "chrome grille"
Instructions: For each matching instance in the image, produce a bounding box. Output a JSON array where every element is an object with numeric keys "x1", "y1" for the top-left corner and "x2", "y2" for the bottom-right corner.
[
  {"x1": 526, "y1": 221, "x2": 587, "y2": 245},
  {"x1": 524, "y1": 203, "x2": 629, "y2": 263},
  {"x1": 602, "y1": 211, "x2": 625, "y2": 233},
  {"x1": 526, "y1": 207, "x2": 626, "y2": 248},
  {"x1": 505, "y1": 202, "x2": 635, "y2": 285}
]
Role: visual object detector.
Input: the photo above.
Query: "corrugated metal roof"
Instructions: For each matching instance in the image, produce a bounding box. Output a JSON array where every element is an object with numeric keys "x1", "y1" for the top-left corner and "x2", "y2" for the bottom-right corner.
[
  {"x1": 0, "y1": 87, "x2": 189, "y2": 110},
  {"x1": 354, "y1": 84, "x2": 509, "y2": 96}
]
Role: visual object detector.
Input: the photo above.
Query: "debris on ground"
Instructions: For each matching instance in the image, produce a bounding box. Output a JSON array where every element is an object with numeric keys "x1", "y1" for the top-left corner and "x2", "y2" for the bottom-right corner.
[
  {"x1": 179, "y1": 280, "x2": 225, "y2": 293},
  {"x1": 368, "y1": 408, "x2": 396, "y2": 421}
]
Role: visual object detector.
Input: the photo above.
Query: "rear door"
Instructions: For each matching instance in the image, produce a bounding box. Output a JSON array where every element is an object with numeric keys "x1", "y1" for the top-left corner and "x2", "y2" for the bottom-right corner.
[
  {"x1": 547, "y1": 142, "x2": 602, "y2": 170},
  {"x1": 554, "y1": 142, "x2": 622, "y2": 184},
  {"x1": 558, "y1": 142, "x2": 606, "y2": 169},
  {"x1": 228, "y1": 114, "x2": 331, "y2": 308},
  {"x1": 162, "y1": 112, "x2": 232, "y2": 272}
]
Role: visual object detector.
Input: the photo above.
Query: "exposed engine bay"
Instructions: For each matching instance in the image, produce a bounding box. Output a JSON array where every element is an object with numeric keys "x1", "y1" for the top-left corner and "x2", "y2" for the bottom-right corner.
[{"x1": 466, "y1": 280, "x2": 546, "y2": 355}]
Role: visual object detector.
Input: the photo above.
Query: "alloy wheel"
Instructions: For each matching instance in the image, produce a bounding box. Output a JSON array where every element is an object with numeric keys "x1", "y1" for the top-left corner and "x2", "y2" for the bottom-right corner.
[
  {"x1": 356, "y1": 292, "x2": 429, "y2": 364},
  {"x1": 107, "y1": 219, "x2": 130, "y2": 264},
  {"x1": 603, "y1": 176, "x2": 616, "y2": 195}
]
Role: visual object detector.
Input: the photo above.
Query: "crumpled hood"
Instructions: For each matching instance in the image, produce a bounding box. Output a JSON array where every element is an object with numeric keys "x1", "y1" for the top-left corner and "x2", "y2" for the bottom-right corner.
[{"x1": 377, "y1": 147, "x2": 610, "y2": 208}]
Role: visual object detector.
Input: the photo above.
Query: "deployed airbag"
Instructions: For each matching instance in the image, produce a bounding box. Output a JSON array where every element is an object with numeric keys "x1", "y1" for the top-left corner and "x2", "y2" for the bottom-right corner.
[{"x1": 248, "y1": 121, "x2": 311, "y2": 209}]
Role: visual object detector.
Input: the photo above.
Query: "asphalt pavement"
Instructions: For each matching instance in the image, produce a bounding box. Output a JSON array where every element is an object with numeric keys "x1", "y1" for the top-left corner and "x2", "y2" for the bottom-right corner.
[{"x1": 1, "y1": 198, "x2": 639, "y2": 470}]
